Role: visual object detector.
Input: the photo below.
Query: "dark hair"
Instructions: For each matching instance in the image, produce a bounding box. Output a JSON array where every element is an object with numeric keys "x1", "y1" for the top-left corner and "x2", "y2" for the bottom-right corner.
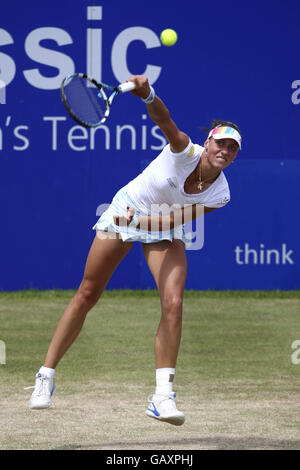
[{"x1": 201, "y1": 119, "x2": 242, "y2": 136}]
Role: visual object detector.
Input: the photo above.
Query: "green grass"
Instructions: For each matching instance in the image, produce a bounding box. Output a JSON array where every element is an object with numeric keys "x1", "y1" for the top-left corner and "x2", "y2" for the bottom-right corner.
[
  {"x1": 1, "y1": 289, "x2": 300, "y2": 450},
  {"x1": 1, "y1": 288, "x2": 300, "y2": 298},
  {"x1": 0, "y1": 289, "x2": 299, "y2": 396}
]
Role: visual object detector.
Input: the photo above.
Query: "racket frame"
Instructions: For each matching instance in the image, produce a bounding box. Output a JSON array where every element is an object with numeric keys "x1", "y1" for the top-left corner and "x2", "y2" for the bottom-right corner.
[{"x1": 60, "y1": 73, "x2": 114, "y2": 128}]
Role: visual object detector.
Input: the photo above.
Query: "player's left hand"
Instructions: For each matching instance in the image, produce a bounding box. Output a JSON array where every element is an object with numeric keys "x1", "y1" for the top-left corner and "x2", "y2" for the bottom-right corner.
[{"x1": 113, "y1": 206, "x2": 136, "y2": 226}]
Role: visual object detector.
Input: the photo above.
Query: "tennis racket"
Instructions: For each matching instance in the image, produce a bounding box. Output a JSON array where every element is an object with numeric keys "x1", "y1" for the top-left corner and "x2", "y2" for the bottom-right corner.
[{"x1": 60, "y1": 73, "x2": 136, "y2": 128}]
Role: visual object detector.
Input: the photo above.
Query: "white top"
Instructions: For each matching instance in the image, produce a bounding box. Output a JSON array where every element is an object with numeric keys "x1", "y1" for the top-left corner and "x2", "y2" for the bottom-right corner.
[{"x1": 125, "y1": 139, "x2": 230, "y2": 215}]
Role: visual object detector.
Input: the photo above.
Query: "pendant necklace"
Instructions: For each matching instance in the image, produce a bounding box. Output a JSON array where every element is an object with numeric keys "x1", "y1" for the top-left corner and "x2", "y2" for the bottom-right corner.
[
  {"x1": 197, "y1": 158, "x2": 206, "y2": 190},
  {"x1": 197, "y1": 158, "x2": 220, "y2": 191}
]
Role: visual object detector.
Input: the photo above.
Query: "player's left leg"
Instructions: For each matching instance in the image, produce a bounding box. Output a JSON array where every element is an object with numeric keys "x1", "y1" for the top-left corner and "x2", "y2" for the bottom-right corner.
[{"x1": 142, "y1": 239, "x2": 187, "y2": 425}]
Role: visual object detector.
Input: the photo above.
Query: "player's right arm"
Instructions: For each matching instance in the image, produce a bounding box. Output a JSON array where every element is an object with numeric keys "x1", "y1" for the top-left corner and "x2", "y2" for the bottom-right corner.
[{"x1": 129, "y1": 75, "x2": 189, "y2": 153}]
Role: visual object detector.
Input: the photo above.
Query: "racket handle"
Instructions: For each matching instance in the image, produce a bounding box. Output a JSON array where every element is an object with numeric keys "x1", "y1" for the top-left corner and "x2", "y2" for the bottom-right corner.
[{"x1": 118, "y1": 81, "x2": 136, "y2": 93}]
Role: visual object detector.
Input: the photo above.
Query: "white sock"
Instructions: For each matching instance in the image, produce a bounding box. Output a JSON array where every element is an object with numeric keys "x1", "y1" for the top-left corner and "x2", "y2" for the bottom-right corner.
[
  {"x1": 155, "y1": 368, "x2": 175, "y2": 396},
  {"x1": 38, "y1": 366, "x2": 55, "y2": 378}
]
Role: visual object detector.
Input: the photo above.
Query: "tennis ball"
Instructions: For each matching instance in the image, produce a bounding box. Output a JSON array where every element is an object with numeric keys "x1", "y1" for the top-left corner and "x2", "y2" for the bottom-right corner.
[{"x1": 160, "y1": 29, "x2": 178, "y2": 47}]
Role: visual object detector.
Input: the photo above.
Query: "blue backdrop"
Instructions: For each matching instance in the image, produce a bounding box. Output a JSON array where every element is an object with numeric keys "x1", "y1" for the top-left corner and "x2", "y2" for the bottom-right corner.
[{"x1": 0, "y1": 0, "x2": 299, "y2": 290}]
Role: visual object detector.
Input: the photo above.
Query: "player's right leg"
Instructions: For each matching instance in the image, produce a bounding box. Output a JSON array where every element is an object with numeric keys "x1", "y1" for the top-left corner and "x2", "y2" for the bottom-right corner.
[{"x1": 29, "y1": 231, "x2": 133, "y2": 409}]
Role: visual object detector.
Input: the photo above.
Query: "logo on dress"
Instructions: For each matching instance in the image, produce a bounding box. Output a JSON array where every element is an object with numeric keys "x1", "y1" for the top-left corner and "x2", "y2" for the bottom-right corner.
[
  {"x1": 188, "y1": 145, "x2": 195, "y2": 157},
  {"x1": 167, "y1": 177, "x2": 177, "y2": 189}
]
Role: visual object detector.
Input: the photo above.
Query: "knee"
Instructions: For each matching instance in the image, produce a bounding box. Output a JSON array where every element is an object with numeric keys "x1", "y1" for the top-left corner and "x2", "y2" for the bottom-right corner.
[
  {"x1": 161, "y1": 295, "x2": 183, "y2": 323},
  {"x1": 76, "y1": 279, "x2": 102, "y2": 309}
]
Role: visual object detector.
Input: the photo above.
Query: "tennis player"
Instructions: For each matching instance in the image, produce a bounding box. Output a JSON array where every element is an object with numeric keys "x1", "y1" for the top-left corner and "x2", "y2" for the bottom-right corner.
[{"x1": 28, "y1": 75, "x2": 242, "y2": 426}]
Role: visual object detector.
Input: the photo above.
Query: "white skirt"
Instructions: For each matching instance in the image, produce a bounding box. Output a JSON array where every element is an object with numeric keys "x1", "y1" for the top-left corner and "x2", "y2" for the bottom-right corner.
[{"x1": 92, "y1": 186, "x2": 188, "y2": 245}]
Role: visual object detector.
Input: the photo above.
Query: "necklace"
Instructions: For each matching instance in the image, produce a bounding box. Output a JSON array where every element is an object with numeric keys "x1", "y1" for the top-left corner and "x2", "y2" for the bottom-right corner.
[
  {"x1": 197, "y1": 161, "x2": 204, "y2": 190},
  {"x1": 197, "y1": 158, "x2": 220, "y2": 191}
]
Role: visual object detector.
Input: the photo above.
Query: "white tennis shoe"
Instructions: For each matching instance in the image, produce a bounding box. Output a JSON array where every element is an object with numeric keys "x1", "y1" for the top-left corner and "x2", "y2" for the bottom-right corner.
[
  {"x1": 25, "y1": 373, "x2": 55, "y2": 409},
  {"x1": 146, "y1": 392, "x2": 185, "y2": 426}
]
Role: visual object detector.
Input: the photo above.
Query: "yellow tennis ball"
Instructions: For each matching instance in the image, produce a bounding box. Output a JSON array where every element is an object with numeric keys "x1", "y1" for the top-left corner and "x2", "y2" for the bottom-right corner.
[{"x1": 160, "y1": 29, "x2": 178, "y2": 47}]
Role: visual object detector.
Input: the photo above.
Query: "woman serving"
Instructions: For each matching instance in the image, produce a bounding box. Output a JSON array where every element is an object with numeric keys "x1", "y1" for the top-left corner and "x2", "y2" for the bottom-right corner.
[{"x1": 29, "y1": 75, "x2": 242, "y2": 426}]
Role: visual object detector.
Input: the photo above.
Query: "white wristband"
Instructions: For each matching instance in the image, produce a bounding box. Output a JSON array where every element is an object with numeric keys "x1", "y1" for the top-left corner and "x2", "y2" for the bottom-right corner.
[{"x1": 141, "y1": 86, "x2": 155, "y2": 104}]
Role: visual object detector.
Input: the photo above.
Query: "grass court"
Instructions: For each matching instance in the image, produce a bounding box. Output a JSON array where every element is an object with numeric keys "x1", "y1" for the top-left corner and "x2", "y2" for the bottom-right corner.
[{"x1": 0, "y1": 289, "x2": 299, "y2": 450}]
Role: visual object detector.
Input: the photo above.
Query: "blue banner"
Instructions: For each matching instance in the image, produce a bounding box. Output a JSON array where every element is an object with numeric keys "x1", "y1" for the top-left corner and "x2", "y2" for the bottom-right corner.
[{"x1": 0, "y1": 0, "x2": 299, "y2": 290}]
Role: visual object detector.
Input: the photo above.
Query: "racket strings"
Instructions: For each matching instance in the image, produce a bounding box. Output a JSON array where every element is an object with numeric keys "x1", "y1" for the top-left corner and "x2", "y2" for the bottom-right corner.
[{"x1": 63, "y1": 76, "x2": 108, "y2": 126}]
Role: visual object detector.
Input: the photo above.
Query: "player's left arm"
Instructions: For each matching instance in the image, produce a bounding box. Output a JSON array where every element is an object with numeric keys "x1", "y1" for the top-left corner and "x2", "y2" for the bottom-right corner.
[
  {"x1": 128, "y1": 75, "x2": 189, "y2": 153},
  {"x1": 114, "y1": 205, "x2": 218, "y2": 231}
]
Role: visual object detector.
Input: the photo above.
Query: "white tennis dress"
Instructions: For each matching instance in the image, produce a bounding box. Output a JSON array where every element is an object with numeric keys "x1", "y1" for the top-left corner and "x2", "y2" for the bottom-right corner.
[{"x1": 93, "y1": 139, "x2": 230, "y2": 245}]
